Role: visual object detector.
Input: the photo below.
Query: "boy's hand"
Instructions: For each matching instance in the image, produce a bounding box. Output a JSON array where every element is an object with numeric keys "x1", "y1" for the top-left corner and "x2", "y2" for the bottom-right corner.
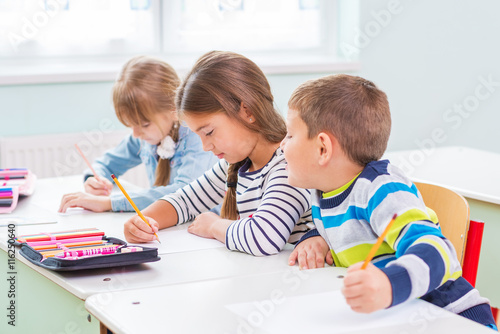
[
  {"x1": 342, "y1": 262, "x2": 392, "y2": 313},
  {"x1": 124, "y1": 215, "x2": 160, "y2": 243},
  {"x1": 84, "y1": 176, "x2": 113, "y2": 196},
  {"x1": 59, "y1": 192, "x2": 111, "y2": 213},
  {"x1": 288, "y1": 236, "x2": 333, "y2": 270}
]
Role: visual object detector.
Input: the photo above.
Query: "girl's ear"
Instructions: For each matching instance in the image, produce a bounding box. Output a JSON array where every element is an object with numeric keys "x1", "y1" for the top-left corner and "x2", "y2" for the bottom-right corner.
[
  {"x1": 239, "y1": 102, "x2": 255, "y2": 124},
  {"x1": 317, "y1": 132, "x2": 334, "y2": 166}
]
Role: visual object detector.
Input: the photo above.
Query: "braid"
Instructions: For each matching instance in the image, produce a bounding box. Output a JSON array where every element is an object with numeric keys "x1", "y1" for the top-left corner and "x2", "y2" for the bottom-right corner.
[
  {"x1": 154, "y1": 122, "x2": 180, "y2": 186},
  {"x1": 220, "y1": 159, "x2": 247, "y2": 219}
]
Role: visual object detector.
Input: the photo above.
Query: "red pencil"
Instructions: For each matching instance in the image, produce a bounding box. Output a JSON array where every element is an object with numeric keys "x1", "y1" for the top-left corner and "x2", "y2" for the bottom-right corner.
[{"x1": 74, "y1": 144, "x2": 102, "y2": 182}]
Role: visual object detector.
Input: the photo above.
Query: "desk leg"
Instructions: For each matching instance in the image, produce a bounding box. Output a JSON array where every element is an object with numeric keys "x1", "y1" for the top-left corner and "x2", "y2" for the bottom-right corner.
[
  {"x1": 100, "y1": 322, "x2": 109, "y2": 334},
  {"x1": 0, "y1": 250, "x2": 100, "y2": 333}
]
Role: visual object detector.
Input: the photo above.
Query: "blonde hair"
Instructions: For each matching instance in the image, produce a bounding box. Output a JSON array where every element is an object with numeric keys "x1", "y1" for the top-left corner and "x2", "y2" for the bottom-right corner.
[
  {"x1": 176, "y1": 51, "x2": 286, "y2": 219},
  {"x1": 288, "y1": 74, "x2": 391, "y2": 166},
  {"x1": 113, "y1": 56, "x2": 181, "y2": 186}
]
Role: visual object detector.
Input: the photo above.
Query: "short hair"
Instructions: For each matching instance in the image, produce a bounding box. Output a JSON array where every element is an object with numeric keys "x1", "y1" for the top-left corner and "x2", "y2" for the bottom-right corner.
[{"x1": 288, "y1": 74, "x2": 391, "y2": 166}]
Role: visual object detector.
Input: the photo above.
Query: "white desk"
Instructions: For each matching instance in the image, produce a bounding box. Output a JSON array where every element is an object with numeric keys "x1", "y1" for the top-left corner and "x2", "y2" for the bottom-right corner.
[
  {"x1": 85, "y1": 267, "x2": 493, "y2": 334},
  {"x1": 384, "y1": 146, "x2": 500, "y2": 306},
  {"x1": 383, "y1": 146, "x2": 500, "y2": 205},
  {"x1": 0, "y1": 176, "x2": 295, "y2": 333}
]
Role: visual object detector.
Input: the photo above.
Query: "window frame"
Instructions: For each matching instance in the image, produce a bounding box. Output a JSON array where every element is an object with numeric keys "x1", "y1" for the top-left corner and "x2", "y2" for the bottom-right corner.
[{"x1": 0, "y1": 0, "x2": 360, "y2": 86}]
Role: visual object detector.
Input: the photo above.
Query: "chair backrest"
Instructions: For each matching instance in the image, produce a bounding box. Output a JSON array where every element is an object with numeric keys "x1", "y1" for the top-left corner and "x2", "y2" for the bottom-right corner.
[{"x1": 414, "y1": 182, "x2": 470, "y2": 265}]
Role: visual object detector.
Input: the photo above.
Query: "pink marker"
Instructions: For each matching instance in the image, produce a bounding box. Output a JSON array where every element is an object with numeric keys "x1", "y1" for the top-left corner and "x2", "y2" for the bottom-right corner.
[{"x1": 55, "y1": 245, "x2": 121, "y2": 258}]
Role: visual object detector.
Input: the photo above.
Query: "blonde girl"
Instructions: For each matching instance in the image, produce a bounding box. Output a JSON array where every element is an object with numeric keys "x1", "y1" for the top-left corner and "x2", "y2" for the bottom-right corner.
[{"x1": 59, "y1": 56, "x2": 218, "y2": 213}]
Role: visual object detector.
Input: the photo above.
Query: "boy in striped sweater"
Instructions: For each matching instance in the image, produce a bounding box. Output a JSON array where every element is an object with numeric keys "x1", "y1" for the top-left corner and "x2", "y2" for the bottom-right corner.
[{"x1": 281, "y1": 74, "x2": 496, "y2": 329}]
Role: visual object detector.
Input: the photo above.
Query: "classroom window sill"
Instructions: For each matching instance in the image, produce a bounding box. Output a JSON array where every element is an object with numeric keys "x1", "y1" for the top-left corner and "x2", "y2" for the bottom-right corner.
[{"x1": 0, "y1": 54, "x2": 360, "y2": 86}]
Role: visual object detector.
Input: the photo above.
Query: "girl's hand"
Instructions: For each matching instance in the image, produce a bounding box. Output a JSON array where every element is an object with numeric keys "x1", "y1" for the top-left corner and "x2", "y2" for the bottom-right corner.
[
  {"x1": 187, "y1": 212, "x2": 222, "y2": 239},
  {"x1": 124, "y1": 215, "x2": 160, "y2": 243},
  {"x1": 288, "y1": 236, "x2": 334, "y2": 270},
  {"x1": 341, "y1": 262, "x2": 393, "y2": 313},
  {"x1": 84, "y1": 176, "x2": 113, "y2": 196},
  {"x1": 59, "y1": 192, "x2": 112, "y2": 213}
]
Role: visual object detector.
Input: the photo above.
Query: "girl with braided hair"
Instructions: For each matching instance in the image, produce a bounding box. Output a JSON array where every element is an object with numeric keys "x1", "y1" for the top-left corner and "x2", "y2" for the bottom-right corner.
[{"x1": 124, "y1": 51, "x2": 312, "y2": 256}]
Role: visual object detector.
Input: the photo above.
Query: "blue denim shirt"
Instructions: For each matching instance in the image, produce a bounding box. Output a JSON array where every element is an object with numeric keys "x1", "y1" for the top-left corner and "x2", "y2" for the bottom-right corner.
[{"x1": 84, "y1": 126, "x2": 219, "y2": 212}]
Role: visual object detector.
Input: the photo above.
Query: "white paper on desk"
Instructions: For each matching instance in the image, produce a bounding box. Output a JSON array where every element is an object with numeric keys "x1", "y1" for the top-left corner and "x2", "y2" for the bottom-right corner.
[
  {"x1": 225, "y1": 290, "x2": 452, "y2": 333},
  {"x1": 31, "y1": 198, "x2": 93, "y2": 215},
  {"x1": 0, "y1": 215, "x2": 58, "y2": 227},
  {"x1": 143, "y1": 224, "x2": 224, "y2": 254}
]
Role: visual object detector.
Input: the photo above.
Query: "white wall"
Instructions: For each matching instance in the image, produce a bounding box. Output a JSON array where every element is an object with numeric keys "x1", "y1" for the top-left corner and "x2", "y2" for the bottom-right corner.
[{"x1": 354, "y1": 0, "x2": 500, "y2": 154}]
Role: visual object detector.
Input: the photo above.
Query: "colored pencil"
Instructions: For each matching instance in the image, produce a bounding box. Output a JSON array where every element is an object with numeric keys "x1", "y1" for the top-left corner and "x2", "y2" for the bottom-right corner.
[
  {"x1": 26, "y1": 235, "x2": 104, "y2": 247},
  {"x1": 40, "y1": 243, "x2": 116, "y2": 258},
  {"x1": 74, "y1": 144, "x2": 103, "y2": 182},
  {"x1": 0, "y1": 169, "x2": 28, "y2": 177},
  {"x1": 55, "y1": 245, "x2": 121, "y2": 258},
  {"x1": 17, "y1": 229, "x2": 104, "y2": 243},
  {"x1": 111, "y1": 174, "x2": 161, "y2": 244},
  {"x1": 32, "y1": 239, "x2": 107, "y2": 251},
  {"x1": 361, "y1": 213, "x2": 398, "y2": 270}
]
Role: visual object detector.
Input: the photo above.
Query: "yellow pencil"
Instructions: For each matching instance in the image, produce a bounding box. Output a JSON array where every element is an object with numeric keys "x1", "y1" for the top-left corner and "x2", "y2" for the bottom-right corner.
[
  {"x1": 361, "y1": 213, "x2": 397, "y2": 270},
  {"x1": 111, "y1": 174, "x2": 161, "y2": 244}
]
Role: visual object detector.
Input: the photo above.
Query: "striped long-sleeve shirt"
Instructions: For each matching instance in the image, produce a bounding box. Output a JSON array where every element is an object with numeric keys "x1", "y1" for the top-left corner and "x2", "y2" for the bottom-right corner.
[
  {"x1": 161, "y1": 148, "x2": 312, "y2": 256},
  {"x1": 299, "y1": 159, "x2": 494, "y2": 326}
]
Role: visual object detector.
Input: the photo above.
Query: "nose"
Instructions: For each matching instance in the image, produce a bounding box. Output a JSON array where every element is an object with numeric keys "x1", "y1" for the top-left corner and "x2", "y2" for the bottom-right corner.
[
  {"x1": 201, "y1": 138, "x2": 213, "y2": 152},
  {"x1": 280, "y1": 137, "x2": 287, "y2": 152},
  {"x1": 131, "y1": 126, "x2": 142, "y2": 138}
]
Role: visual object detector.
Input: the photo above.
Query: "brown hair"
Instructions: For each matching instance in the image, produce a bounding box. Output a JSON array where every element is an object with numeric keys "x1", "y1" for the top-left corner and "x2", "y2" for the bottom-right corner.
[
  {"x1": 288, "y1": 74, "x2": 391, "y2": 166},
  {"x1": 113, "y1": 56, "x2": 181, "y2": 186},
  {"x1": 176, "y1": 51, "x2": 286, "y2": 219}
]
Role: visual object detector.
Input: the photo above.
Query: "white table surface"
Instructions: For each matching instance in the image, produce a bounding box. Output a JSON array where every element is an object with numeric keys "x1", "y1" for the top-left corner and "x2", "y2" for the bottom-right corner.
[
  {"x1": 383, "y1": 146, "x2": 500, "y2": 205},
  {"x1": 85, "y1": 267, "x2": 494, "y2": 334},
  {"x1": 0, "y1": 176, "x2": 295, "y2": 300}
]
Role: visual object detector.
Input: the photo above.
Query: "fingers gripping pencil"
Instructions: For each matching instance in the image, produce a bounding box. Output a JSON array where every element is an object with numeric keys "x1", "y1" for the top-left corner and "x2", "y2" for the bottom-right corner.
[{"x1": 111, "y1": 174, "x2": 161, "y2": 244}]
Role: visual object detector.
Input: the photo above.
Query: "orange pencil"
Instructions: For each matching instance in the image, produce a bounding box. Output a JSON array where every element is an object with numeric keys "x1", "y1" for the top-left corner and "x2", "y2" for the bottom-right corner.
[
  {"x1": 75, "y1": 144, "x2": 102, "y2": 182},
  {"x1": 361, "y1": 213, "x2": 398, "y2": 270},
  {"x1": 111, "y1": 174, "x2": 161, "y2": 244}
]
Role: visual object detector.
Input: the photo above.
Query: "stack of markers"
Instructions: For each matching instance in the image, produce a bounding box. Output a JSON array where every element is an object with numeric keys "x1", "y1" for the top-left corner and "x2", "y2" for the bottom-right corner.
[
  {"x1": 16, "y1": 228, "x2": 142, "y2": 260},
  {"x1": 0, "y1": 187, "x2": 14, "y2": 208},
  {"x1": 0, "y1": 168, "x2": 29, "y2": 187}
]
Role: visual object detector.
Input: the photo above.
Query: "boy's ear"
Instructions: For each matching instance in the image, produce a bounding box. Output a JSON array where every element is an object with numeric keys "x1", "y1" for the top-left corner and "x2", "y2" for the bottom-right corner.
[
  {"x1": 317, "y1": 132, "x2": 334, "y2": 166},
  {"x1": 239, "y1": 102, "x2": 255, "y2": 124}
]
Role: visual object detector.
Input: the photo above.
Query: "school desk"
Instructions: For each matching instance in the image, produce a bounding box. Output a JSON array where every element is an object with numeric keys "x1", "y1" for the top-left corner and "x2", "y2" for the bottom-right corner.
[
  {"x1": 384, "y1": 146, "x2": 500, "y2": 306},
  {"x1": 85, "y1": 266, "x2": 494, "y2": 334},
  {"x1": 0, "y1": 176, "x2": 295, "y2": 334}
]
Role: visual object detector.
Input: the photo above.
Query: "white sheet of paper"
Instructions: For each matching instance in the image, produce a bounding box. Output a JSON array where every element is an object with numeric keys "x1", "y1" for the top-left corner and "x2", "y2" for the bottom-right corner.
[
  {"x1": 225, "y1": 290, "x2": 452, "y2": 333},
  {"x1": 0, "y1": 215, "x2": 58, "y2": 227},
  {"x1": 31, "y1": 199, "x2": 93, "y2": 215},
  {"x1": 143, "y1": 224, "x2": 225, "y2": 254}
]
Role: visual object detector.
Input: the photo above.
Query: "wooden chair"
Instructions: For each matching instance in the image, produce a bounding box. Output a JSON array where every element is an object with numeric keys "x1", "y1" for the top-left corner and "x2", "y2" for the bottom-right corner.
[{"x1": 414, "y1": 182, "x2": 484, "y2": 287}]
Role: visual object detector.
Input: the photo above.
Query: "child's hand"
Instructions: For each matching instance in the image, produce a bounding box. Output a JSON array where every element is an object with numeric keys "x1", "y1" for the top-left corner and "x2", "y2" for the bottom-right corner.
[
  {"x1": 84, "y1": 176, "x2": 113, "y2": 196},
  {"x1": 341, "y1": 262, "x2": 392, "y2": 313},
  {"x1": 124, "y1": 215, "x2": 160, "y2": 243},
  {"x1": 188, "y1": 212, "x2": 222, "y2": 239},
  {"x1": 59, "y1": 192, "x2": 112, "y2": 213},
  {"x1": 288, "y1": 236, "x2": 333, "y2": 270}
]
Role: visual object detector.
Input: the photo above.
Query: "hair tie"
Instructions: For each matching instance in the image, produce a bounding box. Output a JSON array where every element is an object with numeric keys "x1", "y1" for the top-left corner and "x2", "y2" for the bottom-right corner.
[{"x1": 226, "y1": 182, "x2": 237, "y2": 188}]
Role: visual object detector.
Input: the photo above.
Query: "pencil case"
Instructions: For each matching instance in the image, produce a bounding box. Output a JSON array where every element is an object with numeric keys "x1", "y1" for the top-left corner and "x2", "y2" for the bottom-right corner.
[
  {"x1": 0, "y1": 168, "x2": 36, "y2": 196},
  {"x1": 17, "y1": 236, "x2": 160, "y2": 271},
  {"x1": 0, "y1": 168, "x2": 36, "y2": 214}
]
